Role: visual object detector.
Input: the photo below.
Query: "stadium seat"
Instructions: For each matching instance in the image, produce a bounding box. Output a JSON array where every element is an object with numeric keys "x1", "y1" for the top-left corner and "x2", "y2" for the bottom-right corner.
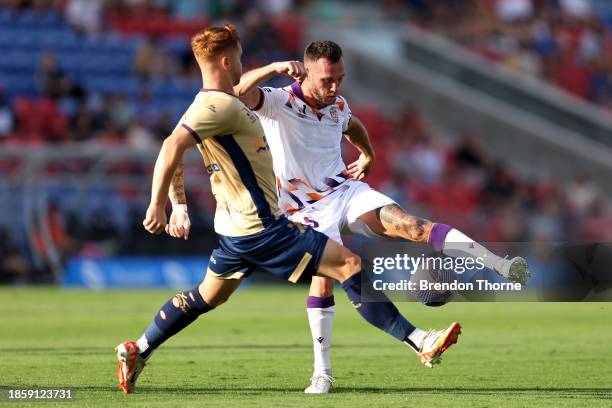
[{"x1": 1, "y1": 74, "x2": 38, "y2": 98}]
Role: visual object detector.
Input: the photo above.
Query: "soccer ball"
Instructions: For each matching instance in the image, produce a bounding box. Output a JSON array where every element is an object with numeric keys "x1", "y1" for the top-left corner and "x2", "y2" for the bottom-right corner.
[{"x1": 410, "y1": 265, "x2": 454, "y2": 307}]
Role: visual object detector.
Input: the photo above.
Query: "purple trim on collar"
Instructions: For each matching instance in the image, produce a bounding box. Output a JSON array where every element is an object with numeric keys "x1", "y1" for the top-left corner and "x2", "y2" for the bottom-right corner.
[
  {"x1": 290, "y1": 81, "x2": 306, "y2": 102},
  {"x1": 291, "y1": 81, "x2": 341, "y2": 109}
]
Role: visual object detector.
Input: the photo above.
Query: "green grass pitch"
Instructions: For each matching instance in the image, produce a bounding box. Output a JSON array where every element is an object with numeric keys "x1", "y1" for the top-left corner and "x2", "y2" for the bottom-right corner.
[{"x1": 1, "y1": 286, "x2": 611, "y2": 407}]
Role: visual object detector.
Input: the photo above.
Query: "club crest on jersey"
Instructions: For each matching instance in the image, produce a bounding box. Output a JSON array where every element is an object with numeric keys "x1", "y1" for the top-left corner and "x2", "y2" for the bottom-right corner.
[{"x1": 330, "y1": 107, "x2": 339, "y2": 123}]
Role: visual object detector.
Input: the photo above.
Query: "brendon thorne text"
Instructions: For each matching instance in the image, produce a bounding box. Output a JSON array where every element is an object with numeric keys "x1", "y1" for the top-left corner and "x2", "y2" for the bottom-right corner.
[{"x1": 372, "y1": 279, "x2": 523, "y2": 292}]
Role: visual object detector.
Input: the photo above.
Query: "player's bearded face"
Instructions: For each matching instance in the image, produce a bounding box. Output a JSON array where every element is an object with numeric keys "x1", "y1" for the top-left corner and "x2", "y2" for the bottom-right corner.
[{"x1": 306, "y1": 58, "x2": 345, "y2": 106}]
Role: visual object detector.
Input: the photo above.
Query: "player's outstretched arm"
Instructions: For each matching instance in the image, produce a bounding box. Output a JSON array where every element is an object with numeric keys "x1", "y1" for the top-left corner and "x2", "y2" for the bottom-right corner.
[
  {"x1": 344, "y1": 116, "x2": 376, "y2": 180},
  {"x1": 143, "y1": 128, "x2": 197, "y2": 235},
  {"x1": 234, "y1": 61, "x2": 306, "y2": 108}
]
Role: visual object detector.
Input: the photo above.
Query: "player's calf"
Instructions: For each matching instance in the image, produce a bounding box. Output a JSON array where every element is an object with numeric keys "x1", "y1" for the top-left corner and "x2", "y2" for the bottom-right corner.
[
  {"x1": 306, "y1": 276, "x2": 336, "y2": 385},
  {"x1": 377, "y1": 204, "x2": 433, "y2": 242},
  {"x1": 116, "y1": 286, "x2": 215, "y2": 395}
]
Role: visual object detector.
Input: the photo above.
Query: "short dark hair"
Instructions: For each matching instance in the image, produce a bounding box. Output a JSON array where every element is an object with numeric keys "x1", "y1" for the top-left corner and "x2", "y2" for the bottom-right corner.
[{"x1": 304, "y1": 40, "x2": 343, "y2": 63}]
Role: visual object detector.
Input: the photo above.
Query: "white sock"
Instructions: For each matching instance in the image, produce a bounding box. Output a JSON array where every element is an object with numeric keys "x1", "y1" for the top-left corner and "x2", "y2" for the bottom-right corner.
[
  {"x1": 443, "y1": 228, "x2": 502, "y2": 270},
  {"x1": 136, "y1": 334, "x2": 154, "y2": 362},
  {"x1": 406, "y1": 328, "x2": 427, "y2": 352},
  {"x1": 306, "y1": 306, "x2": 334, "y2": 376}
]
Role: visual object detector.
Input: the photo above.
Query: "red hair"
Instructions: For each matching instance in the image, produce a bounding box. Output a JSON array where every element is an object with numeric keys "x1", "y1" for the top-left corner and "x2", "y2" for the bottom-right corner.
[{"x1": 191, "y1": 23, "x2": 240, "y2": 61}]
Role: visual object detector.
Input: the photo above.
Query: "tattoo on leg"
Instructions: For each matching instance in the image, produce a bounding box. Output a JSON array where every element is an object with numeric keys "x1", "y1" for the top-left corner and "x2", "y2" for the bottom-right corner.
[{"x1": 379, "y1": 204, "x2": 433, "y2": 242}]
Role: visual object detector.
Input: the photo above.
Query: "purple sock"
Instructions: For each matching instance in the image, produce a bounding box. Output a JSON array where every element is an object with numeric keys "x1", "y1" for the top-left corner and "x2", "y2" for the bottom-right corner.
[
  {"x1": 428, "y1": 223, "x2": 452, "y2": 252},
  {"x1": 306, "y1": 295, "x2": 335, "y2": 309}
]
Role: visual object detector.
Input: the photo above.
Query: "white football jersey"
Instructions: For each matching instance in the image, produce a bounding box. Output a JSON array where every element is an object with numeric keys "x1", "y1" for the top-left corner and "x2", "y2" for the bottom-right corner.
[{"x1": 253, "y1": 82, "x2": 352, "y2": 215}]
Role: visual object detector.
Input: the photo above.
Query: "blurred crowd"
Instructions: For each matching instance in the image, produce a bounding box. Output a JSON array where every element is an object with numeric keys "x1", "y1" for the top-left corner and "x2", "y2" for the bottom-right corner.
[
  {"x1": 398, "y1": 0, "x2": 612, "y2": 108},
  {"x1": 352, "y1": 105, "x2": 612, "y2": 245},
  {"x1": 0, "y1": 0, "x2": 306, "y2": 145},
  {"x1": 1, "y1": 0, "x2": 612, "y2": 284},
  {"x1": 0, "y1": 0, "x2": 307, "y2": 282}
]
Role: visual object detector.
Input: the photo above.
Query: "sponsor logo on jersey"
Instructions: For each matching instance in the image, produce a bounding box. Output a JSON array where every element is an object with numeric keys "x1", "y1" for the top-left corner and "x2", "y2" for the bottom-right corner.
[
  {"x1": 242, "y1": 107, "x2": 258, "y2": 124},
  {"x1": 206, "y1": 163, "x2": 221, "y2": 173}
]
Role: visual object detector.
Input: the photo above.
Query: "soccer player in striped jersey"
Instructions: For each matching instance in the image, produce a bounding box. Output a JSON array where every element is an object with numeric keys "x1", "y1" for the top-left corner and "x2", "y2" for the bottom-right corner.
[
  {"x1": 115, "y1": 25, "x2": 461, "y2": 395},
  {"x1": 234, "y1": 40, "x2": 530, "y2": 393}
]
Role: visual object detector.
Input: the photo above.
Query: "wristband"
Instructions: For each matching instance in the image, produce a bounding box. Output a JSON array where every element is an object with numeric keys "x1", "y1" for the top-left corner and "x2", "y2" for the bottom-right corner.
[{"x1": 172, "y1": 203, "x2": 188, "y2": 213}]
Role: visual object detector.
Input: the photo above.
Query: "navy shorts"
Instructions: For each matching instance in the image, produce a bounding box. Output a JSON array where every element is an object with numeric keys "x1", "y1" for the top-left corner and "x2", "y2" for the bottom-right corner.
[{"x1": 208, "y1": 216, "x2": 329, "y2": 283}]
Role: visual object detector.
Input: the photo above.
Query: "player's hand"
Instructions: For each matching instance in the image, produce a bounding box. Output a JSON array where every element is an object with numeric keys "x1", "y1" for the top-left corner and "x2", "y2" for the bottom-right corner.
[
  {"x1": 165, "y1": 205, "x2": 191, "y2": 240},
  {"x1": 143, "y1": 204, "x2": 167, "y2": 235},
  {"x1": 274, "y1": 61, "x2": 307, "y2": 82},
  {"x1": 347, "y1": 153, "x2": 374, "y2": 180}
]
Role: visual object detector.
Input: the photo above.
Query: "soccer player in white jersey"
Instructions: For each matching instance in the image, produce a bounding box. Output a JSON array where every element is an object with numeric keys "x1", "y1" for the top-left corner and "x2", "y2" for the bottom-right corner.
[{"x1": 234, "y1": 40, "x2": 531, "y2": 393}]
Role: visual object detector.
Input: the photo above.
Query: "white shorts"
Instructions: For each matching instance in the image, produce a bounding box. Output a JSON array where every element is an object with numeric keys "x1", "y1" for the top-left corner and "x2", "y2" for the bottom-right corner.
[{"x1": 287, "y1": 180, "x2": 395, "y2": 244}]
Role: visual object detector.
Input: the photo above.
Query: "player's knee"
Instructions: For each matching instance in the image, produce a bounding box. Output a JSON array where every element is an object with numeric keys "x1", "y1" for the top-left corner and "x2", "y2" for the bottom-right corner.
[
  {"x1": 201, "y1": 294, "x2": 226, "y2": 308},
  {"x1": 197, "y1": 282, "x2": 226, "y2": 308},
  {"x1": 310, "y1": 276, "x2": 335, "y2": 297},
  {"x1": 342, "y1": 252, "x2": 362, "y2": 280},
  {"x1": 197, "y1": 282, "x2": 206, "y2": 299},
  {"x1": 323, "y1": 277, "x2": 335, "y2": 295},
  {"x1": 212, "y1": 297, "x2": 228, "y2": 307}
]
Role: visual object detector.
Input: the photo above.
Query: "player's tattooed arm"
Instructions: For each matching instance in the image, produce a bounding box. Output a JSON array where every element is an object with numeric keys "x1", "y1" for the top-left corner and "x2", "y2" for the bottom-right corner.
[
  {"x1": 344, "y1": 116, "x2": 375, "y2": 180},
  {"x1": 144, "y1": 127, "x2": 196, "y2": 235},
  {"x1": 234, "y1": 61, "x2": 306, "y2": 108},
  {"x1": 378, "y1": 204, "x2": 433, "y2": 243},
  {"x1": 169, "y1": 161, "x2": 187, "y2": 206},
  {"x1": 166, "y1": 159, "x2": 191, "y2": 240}
]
